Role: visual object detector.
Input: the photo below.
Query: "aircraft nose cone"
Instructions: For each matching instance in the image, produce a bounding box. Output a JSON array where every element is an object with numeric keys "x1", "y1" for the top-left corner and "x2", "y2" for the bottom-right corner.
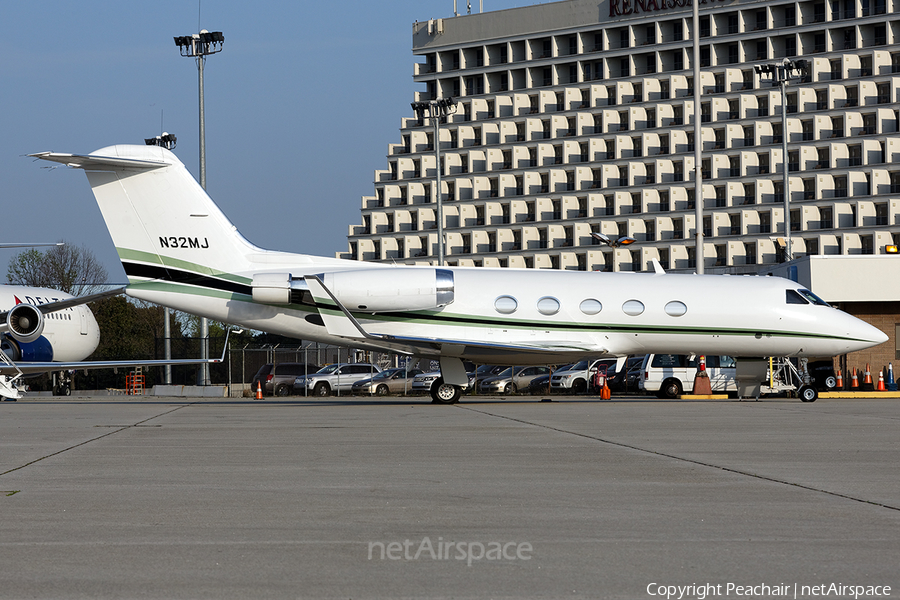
[
  {"x1": 871, "y1": 327, "x2": 889, "y2": 344},
  {"x1": 849, "y1": 319, "x2": 888, "y2": 349}
]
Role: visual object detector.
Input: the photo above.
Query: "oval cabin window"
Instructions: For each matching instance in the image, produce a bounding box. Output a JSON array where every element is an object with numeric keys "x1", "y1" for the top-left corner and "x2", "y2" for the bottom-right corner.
[
  {"x1": 665, "y1": 301, "x2": 688, "y2": 317},
  {"x1": 580, "y1": 299, "x2": 602, "y2": 315},
  {"x1": 537, "y1": 296, "x2": 561, "y2": 315},
  {"x1": 494, "y1": 296, "x2": 518, "y2": 314},
  {"x1": 622, "y1": 299, "x2": 645, "y2": 316}
]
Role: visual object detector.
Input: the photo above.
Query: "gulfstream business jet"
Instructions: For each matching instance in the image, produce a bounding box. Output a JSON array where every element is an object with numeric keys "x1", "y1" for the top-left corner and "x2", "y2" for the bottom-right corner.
[{"x1": 32, "y1": 145, "x2": 887, "y2": 403}]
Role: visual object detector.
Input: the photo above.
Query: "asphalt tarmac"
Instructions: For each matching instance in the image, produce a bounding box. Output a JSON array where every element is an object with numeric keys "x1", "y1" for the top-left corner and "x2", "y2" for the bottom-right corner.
[{"x1": 0, "y1": 394, "x2": 897, "y2": 600}]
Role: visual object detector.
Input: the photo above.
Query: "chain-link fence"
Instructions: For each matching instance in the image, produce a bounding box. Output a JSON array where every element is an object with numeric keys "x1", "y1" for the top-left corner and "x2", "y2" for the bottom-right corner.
[{"x1": 59, "y1": 336, "x2": 443, "y2": 396}]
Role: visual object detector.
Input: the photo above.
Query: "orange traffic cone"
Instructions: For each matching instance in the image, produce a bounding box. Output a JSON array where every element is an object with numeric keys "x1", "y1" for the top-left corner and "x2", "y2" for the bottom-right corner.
[
  {"x1": 877, "y1": 370, "x2": 886, "y2": 391},
  {"x1": 256, "y1": 382, "x2": 263, "y2": 399},
  {"x1": 864, "y1": 364, "x2": 873, "y2": 386},
  {"x1": 600, "y1": 379, "x2": 611, "y2": 400},
  {"x1": 835, "y1": 369, "x2": 843, "y2": 389},
  {"x1": 851, "y1": 368, "x2": 859, "y2": 388}
]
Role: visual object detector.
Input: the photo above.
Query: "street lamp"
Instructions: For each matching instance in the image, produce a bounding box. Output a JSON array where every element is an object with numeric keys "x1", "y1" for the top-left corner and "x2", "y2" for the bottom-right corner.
[
  {"x1": 174, "y1": 30, "x2": 224, "y2": 190},
  {"x1": 411, "y1": 97, "x2": 457, "y2": 266},
  {"x1": 755, "y1": 58, "x2": 808, "y2": 262},
  {"x1": 175, "y1": 29, "x2": 224, "y2": 386}
]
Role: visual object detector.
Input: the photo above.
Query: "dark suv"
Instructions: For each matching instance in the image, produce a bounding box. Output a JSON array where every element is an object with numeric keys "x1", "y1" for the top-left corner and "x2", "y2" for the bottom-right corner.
[{"x1": 251, "y1": 363, "x2": 321, "y2": 396}]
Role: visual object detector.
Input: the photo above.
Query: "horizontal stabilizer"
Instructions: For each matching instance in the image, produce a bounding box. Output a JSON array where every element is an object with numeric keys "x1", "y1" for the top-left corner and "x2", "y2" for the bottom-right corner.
[{"x1": 30, "y1": 152, "x2": 168, "y2": 170}]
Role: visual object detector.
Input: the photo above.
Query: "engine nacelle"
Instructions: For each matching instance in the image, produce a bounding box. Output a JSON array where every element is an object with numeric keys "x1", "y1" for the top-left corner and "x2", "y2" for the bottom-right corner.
[
  {"x1": 6, "y1": 303, "x2": 44, "y2": 344},
  {"x1": 0, "y1": 335, "x2": 53, "y2": 362},
  {"x1": 251, "y1": 273, "x2": 292, "y2": 305},
  {"x1": 322, "y1": 268, "x2": 454, "y2": 312}
]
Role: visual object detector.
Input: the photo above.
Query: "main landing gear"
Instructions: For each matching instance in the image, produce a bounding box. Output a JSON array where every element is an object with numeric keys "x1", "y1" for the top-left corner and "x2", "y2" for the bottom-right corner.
[{"x1": 430, "y1": 378, "x2": 462, "y2": 404}]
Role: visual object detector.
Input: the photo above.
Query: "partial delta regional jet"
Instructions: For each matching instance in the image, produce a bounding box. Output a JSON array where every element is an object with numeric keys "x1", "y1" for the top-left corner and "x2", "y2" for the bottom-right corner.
[
  {"x1": 33, "y1": 145, "x2": 887, "y2": 403},
  {"x1": 0, "y1": 284, "x2": 231, "y2": 400}
]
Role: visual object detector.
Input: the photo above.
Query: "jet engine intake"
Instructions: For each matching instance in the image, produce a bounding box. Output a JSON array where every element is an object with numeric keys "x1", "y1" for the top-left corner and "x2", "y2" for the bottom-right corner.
[
  {"x1": 321, "y1": 268, "x2": 454, "y2": 312},
  {"x1": 6, "y1": 303, "x2": 44, "y2": 343}
]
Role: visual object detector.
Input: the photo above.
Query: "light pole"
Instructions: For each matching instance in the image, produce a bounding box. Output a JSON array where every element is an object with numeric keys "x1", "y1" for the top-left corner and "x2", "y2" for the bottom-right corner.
[
  {"x1": 175, "y1": 29, "x2": 224, "y2": 385},
  {"x1": 412, "y1": 97, "x2": 457, "y2": 266},
  {"x1": 145, "y1": 133, "x2": 177, "y2": 384},
  {"x1": 755, "y1": 58, "x2": 807, "y2": 262},
  {"x1": 692, "y1": 0, "x2": 703, "y2": 274}
]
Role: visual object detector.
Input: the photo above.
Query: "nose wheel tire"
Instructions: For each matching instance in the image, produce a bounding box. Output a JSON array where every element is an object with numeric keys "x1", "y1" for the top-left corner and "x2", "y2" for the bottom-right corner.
[
  {"x1": 431, "y1": 379, "x2": 461, "y2": 404},
  {"x1": 798, "y1": 385, "x2": 818, "y2": 402}
]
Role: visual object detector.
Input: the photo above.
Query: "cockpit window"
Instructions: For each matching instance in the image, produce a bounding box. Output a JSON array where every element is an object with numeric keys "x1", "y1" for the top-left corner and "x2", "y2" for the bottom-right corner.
[
  {"x1": 786, "y1": 290, "x2": 808, "y2": 305},
  {"x1": 787, "y1": 289, "x2": 830, "y2": 306},
  {"x1": 798, "y1": 289, "x2": 830, "y2": 307}
]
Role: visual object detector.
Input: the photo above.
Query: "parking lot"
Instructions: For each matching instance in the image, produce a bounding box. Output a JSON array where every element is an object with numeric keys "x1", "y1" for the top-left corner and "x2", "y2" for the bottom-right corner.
[{"x1": 1, "y1": 394, "x2": 898, "y2": 599}]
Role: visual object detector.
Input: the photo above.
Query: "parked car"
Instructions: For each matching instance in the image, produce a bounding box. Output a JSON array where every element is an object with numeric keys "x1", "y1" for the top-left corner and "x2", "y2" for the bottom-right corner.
[
  {"x1": 293, "y1": 363, "x2": 381, "y2": 397},
  {"x1": 550, "y1": 358, "x2": 623, "y2": 394},
  {"x1": 467, "y1": 365, "x2": 507, "y2": 391},
  {"x1": 351, "y1": 368, "x2": 423, "y2": 396},
  {"x1": 808, "y1": 360, "x2": 838, "y2": 390},
  {"x1": 638, "y1": 354, "x2": 738, "y2": 398},
  {"x1": 478, "y1": 366, "x2": 552, "y2": 394},
  {"x1": 251, "y1": 362, "x2": 321, "y2": 397},
  {"x1": 607, "y1": 355, "x2": 646, "y2": 394},
  {"x1": 521, "y1": 373, "x2": 551, "y2": 395}
]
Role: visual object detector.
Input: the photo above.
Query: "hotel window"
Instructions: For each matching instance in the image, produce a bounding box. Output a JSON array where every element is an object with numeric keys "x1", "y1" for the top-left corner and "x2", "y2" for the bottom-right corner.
[{"x1": 755, "y1": 11, "x2": 766, "y2": 30}]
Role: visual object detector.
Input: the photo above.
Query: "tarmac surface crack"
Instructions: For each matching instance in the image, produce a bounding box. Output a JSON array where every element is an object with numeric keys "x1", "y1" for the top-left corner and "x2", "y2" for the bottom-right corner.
[
  {"x1": 0, "y1": 403, "x2": 191, "y2": 479},
  {"x1": 458, "y1": 404, "x2": 900, "y2": 513}
]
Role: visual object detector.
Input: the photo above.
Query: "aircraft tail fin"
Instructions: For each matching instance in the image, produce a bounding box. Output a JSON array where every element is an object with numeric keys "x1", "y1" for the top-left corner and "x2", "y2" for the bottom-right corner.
[{"x1": 33, "y1": 146, "x2": 264, "y2": 290}]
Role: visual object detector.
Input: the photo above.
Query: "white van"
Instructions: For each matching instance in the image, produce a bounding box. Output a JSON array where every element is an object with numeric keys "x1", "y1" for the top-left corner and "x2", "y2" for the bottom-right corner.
[{"x1": 639, "y1": 354, "x2": 738, "y2": 398}]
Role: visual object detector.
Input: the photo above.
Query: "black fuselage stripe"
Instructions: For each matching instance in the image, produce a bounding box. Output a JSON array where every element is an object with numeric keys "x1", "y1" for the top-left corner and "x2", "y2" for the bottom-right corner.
[{"x1": 123, "y1": 261, "x2": 252, "y2": 296}]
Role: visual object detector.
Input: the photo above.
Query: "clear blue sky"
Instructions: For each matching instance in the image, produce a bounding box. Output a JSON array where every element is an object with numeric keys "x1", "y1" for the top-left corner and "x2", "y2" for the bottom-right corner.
[{"x1": 1, "y1": 0, "x2": 537, "y2": 283}]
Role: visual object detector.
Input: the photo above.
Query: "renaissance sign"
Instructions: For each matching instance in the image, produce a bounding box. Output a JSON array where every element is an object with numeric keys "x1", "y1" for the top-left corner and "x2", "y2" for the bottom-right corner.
[{"x1": 609, "y1": 0, "x2": 727, "y2": 18}]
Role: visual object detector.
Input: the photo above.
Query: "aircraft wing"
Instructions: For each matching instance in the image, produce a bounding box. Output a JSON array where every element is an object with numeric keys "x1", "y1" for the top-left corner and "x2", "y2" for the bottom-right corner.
[
  {"x1": 304, "y1": 275, "x2": 606, "y2": 360},
  {"x1": 0, "y1": 357, "x2": 222, "y2": 376}
]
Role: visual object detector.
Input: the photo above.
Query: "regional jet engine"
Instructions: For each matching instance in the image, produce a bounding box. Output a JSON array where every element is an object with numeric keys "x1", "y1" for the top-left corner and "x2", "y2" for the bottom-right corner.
[{"x1": 5, "y1": 303, "x2": 44, "y2": 344}]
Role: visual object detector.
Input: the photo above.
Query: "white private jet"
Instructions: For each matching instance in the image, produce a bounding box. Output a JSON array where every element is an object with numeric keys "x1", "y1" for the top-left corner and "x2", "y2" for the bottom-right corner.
[{"x1": 32, "y1": 145, "x2": 887, "y2": 403}]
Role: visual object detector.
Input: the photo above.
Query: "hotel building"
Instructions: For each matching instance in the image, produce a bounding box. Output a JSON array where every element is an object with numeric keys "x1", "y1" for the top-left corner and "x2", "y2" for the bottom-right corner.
[{"x1": 341, "y1": 0, "x2": 900, "y2": 368}]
